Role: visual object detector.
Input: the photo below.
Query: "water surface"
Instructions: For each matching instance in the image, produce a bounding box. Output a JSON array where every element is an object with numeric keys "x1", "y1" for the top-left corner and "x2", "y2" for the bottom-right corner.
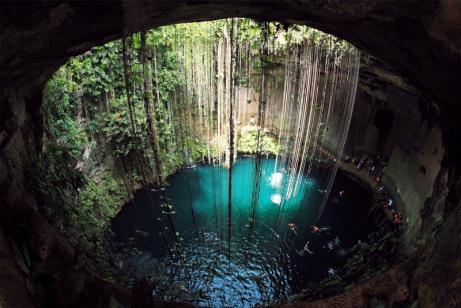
[{"x1": 111, "y1": 158, "x2": 373, "y2": 306}]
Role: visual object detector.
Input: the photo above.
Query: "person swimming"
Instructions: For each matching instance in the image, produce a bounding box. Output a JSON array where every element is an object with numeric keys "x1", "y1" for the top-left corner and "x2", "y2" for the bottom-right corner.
[
  {"x1": 393, "y1": 211, "x2": 403, "y2": 225},
  {"x1": 311, "y1": 225, "x2": 329, "y2": 233},
  {"x1": 298, "y1": 241, "x2": 314, "y2": 256},
  {"x1": 388, "y1": 198, "x2": 394, "y2": 206},
  {"x1": 328, "y1": 268, "x2": 341, "y2": 280},
  {"x1": 288, "y1": 223, "x2": 298, "y2": 236},
  {"x1": 334, "y1": 236, "x2": 341, "y2": 246}
]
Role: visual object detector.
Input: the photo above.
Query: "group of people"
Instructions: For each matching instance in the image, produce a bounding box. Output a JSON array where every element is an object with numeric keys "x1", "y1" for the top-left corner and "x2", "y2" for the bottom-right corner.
[
  {"x1": 347, "y1": 151, "x2": 404, "y2": 227},
  {"x1": 311, "y1": 225, "x2": 329, "y2": 234},
  {"x1": 288, "y1": 223, "x2": 330, "y2": 236},
  {"x1": 378, "y1": 186, "x2": 403, "y2": 226},
  {"x1": 285, "y1": 151, "x2": 403, "y2": 281},
  {"x1": 347, "y1": 151, "x2": 387, "y2": 183},
  {"x1": 287, "y1": 222, "x2": 342, "y2": 280},
  {"x1": 287, "y1": 223, "x2": 335, "y2": 253}
]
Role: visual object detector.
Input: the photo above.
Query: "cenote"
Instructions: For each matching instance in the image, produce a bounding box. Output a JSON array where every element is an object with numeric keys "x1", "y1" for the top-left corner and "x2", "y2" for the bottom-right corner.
[
  {"x1": 111, "y1": 157, "x2": 374, "y2": 306},
  {"x1": 30, "y1": 17, "x2": 407, "y2": 307},
  {"x1": 5, "y1": 2, "x2": 460, "y2": 307}
]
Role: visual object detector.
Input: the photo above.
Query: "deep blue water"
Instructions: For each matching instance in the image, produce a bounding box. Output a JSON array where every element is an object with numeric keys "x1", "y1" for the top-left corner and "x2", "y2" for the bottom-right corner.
[{"x1": 111, "y1": 158, "x2": 373, "y2": 306}]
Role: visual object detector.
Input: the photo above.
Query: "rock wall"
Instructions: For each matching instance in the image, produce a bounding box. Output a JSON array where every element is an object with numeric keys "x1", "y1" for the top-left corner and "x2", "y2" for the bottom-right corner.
[
  {"x1": 0, "y1": 228, "x2": 33, "y2": 307},
  {"x1": 346, "y1": 61, "x2": 426, "y2": 159},
  {"x1": 0, "y1": 91, "x2": 128, "y2": 306},
  {"x1": 383, "y1": 127, "x2": 444, "y2": 252}
]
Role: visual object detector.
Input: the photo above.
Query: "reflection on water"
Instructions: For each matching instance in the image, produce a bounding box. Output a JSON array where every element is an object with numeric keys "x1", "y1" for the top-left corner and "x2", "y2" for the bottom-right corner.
[{"x1": 111, "y1": 158, "x2": 373, "y2": 306}]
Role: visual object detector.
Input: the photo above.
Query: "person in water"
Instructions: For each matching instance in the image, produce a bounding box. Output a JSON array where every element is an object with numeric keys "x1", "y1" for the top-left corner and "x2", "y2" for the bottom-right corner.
[
  {"x1": 328, "y1": 268, "x2": 341, "y2": 280},
  {"x1": 288, "y1": 223, "x2": 297, "y2": 235},
  {"x1": 388, "y1": 198, "x2": 394, "y2": 209},
  {"x1": 334, "y1": 236, "x2": 341, "y2": 246},
  {"x1": 298, "y1": 241, "x2": 314, "y2": 256},
  {"x1": 311, "y1": 225, "x2": 329, "y2": 233},
  {"x1": 393, "y1": 211, "x2": 403, "y2": 225}
]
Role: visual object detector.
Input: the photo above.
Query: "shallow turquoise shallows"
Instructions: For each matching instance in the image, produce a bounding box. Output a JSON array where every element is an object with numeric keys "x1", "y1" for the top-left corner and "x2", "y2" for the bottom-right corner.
[{"x1": 111, "y1": 157, "x2": 373, "y2": 307}]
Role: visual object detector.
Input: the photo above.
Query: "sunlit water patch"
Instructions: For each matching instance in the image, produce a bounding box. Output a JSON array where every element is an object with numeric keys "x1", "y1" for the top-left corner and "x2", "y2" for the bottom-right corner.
[{"x1": 111, "y1": 158, "x2": 373, "y2": 306}]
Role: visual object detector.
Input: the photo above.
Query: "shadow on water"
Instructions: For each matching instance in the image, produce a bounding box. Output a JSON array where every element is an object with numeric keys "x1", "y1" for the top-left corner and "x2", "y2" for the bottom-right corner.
[{"x1": 111, "y1": 158, "x2": 373, "y2": 306}]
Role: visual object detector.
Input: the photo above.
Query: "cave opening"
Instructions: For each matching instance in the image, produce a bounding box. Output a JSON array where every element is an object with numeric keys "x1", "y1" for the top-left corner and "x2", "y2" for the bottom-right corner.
[
  {"x1": 38, "y1": 19, "x2": 402, "y2": 306},
  {"x1": 2, "y1": 2, "x2": 460, "y2": 307}
]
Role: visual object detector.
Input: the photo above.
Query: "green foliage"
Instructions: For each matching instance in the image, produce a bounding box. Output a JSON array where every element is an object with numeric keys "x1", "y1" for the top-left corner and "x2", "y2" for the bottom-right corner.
[
  {"x1": 43, "y1": 69, "x2": 86, "y2": 160},
  {"x1": 79, "y1": 174, "x2": 126, "y2": 229},
  {"x1": 43, "y1": 18, "x2": 353, "y2": 166},
  {"x1": 238, "y1": 127, "x2": 281, "y2": 155},
  {"x1": 156, "y1": 50, "x2": 184, "y2": 100},
  {"x1": 70, "y1": 172, "x2": 128, "y2": 269},
  {"x1": 102, "y1": 96, "x2": 147, "y2": 157},
  {"x1": 68, "y1": 42, "x2": 124, "y2": 97},
  {"x1": 42, "y1": 18, "x2": 352, "y2": 194},
  {"x1": 186, "y1": 136, "x2": 209, "y2": 161}
]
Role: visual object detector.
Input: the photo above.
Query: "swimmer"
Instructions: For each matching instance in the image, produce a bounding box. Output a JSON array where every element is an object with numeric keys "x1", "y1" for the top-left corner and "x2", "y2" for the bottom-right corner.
[
  {"x1": 393, "y1": 211, "x2": 403, "y2": 225},
  {"x1": 328, "y1": 268, "x2": 341, "y2": 280},
  {"x1": 298, "y1": 241, "x2": 314, "y2": 256},
  {"x1": 288, "y1": 223, "x2": 298, "y2": 236},
  {"x1": 311, "y1": 225, "x2": 329, "y2": 233},
  {"x1": 334, "y1": 236, "x2": 341, "y2": 246},
  {"x1": 369, "y1": 165, "x2": 375, "y2": 173}
]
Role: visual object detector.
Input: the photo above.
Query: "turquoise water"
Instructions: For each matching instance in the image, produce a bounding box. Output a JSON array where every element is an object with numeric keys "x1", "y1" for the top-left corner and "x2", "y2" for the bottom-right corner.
[
  {"x1": 167, "y1": 158, "x2": 318, "y2": 238},
  {"x1": 111, "y1": 158, "x2": 373, "y2": 306}
]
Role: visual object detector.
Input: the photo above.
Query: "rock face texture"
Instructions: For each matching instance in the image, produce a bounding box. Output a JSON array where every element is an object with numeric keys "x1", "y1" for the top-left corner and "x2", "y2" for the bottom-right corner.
[
  {"x1": 1, "y1": 0, "x2": 460, "y2": 307},
  {"x1": 2, "y1": 1, "x2": 461, "y2": 108}
]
